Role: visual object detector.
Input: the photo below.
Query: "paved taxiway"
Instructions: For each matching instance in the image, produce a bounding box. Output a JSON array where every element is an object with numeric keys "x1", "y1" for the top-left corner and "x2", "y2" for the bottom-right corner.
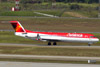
[
  {"x1": 0, "y1": 54, "x2": 100, "y2": 61},
  {"x1": 0, "y1": 61, "x2": 100, "y2": 67},
  {"x1": 1, "y1": 43, "x2": 100, "y2": 49},
  {"x1": 0, "y1": 43, "x2": 95, "y2": 47}
]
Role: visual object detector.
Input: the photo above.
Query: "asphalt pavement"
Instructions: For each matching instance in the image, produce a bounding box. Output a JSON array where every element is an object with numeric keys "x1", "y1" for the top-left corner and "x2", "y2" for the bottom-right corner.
[
  {"x1": 0, "y1": 43, "x2": 100, "y2": 49},
  {"x1": 0, "y1": 54, "x2": 100, "y2": 61},
  {"x1": 0, "y1": 61, "x2": 100, "y2": 67}
]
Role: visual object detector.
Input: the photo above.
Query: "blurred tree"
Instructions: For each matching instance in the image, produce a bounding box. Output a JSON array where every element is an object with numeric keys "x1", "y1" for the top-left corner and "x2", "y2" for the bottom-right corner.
[
  {"x1": 20, "y1": 0, "x2": 30, "y2": 4},
  {"x1": 20, "y1": 0, "x2": 42, "y2": 4},
  {"x1": 20, "y1": 0, "x2": 99, "y2": 4},
  {"x1": 85, "y1": 0, "x2": 89, "y2": 3}
]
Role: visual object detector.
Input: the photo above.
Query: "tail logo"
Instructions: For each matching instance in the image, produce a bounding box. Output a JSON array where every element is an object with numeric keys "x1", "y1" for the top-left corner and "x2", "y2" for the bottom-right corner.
[
  {"x1": 15, "y1": 25, "x2": 23, "y2": 32},
  {"x1": 10, "y1": 21, "x2": 25, "y2": 32}
]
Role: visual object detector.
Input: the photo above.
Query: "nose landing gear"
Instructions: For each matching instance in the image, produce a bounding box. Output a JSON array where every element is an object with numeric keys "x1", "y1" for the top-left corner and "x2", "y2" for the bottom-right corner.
[
  {"x1": 88, "y1": 44, "x2": 91, "y2": 46},
  {"x1": 88, "y1": 43, "x2": 93, "y2": 46}
]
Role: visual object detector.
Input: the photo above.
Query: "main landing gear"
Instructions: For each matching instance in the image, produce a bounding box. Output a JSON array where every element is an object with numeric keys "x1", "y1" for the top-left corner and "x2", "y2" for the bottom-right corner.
[
  {"x1": 48, "y1": 42, "x2": 51, "y2": 46},
  {"x1": 53, "y1": 42, "x2": 57, "y2": 46},
  {"x1": 48, "y1": 42, "x2": 57, "y2": 46}
]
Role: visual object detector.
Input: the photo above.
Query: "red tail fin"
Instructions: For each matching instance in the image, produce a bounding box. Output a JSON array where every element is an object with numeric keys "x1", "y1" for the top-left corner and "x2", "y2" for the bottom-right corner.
[{"x1": 10, "y1": 21, "x2": 26, "y2": 32}]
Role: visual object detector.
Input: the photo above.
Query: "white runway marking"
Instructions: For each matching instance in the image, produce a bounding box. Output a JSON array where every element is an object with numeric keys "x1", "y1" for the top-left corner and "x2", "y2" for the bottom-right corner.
[{"x1": 34, "y1": 12, "x2": 58, "y2": 17}]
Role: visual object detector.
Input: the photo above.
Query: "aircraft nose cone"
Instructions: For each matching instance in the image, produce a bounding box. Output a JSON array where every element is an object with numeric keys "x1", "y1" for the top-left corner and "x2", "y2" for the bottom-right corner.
[
  {"x1": 91, "y1": 38, "x2": 99, "y2": 43},
  {"x1": 95, "y1": 38, "x2": 99, "y2": 42},
  {"x1": 97, "y1": 38, "x2": 99, "y2": 42}
]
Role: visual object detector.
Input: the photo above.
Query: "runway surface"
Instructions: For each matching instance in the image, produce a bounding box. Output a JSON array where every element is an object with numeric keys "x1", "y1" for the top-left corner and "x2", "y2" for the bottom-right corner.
[
  {"x1": 0, "y1": 54, "x2": 100, "y2": 61},
  {"x1": 0, "y1": 61, "x2": 100, "y2": 67},
  {"x1": 0, "y1": 43, "x2": 100, "y2": 49}
]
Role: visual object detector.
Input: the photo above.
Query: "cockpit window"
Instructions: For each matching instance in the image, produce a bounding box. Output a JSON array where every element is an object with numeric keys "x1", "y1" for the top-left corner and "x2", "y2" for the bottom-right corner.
[{"x1": 90, "y1": 36, "x2": 95, "y2": 38}]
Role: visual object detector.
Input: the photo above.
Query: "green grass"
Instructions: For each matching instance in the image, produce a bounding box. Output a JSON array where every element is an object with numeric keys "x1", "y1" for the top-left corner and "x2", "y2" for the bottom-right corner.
[
  {"x1": 0, "y1": 44, "x2": 100, "y2": 57},
  {"x1": 0, "y1": 10, "x2": 63, "y2": 17},
  {"x1": 71, "y1": 3, "x2": 98, "y2": 7},
  {"x1": 0, "y1": 8, "x2": 63, "y2": 16},
  {"x1": 0, "y1": 17, "x2": 100, "y2": 32},
  {"x1": 62, "y1": 10, "x2": 98, "y2": 18},
  {"x1": 0, "y1": 3, "x2": 15, "y2": 15},
  {"x1": 36, "y1": 10, "x2": 62, "y2": 16},
  {"x1": 0, "y1": 11, "x2": 45, "y2": 16},
  {"x1": 0, "y1": 9, "x2": 98, "y2": 18},
  {"x1": 0, "y1": 2, "x2": 98, "y2": 18},
  {"x1": 76, "y1": 11, "x2": 98, "y2": 18},
  {"x1": 56, "y1": 3, "x2": 98, "y2": 8}
]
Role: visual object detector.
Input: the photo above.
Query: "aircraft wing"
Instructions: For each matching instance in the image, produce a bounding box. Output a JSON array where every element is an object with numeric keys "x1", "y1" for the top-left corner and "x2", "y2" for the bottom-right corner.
[
  {"x1": 26, "y1": 34, "x2": 64, "y2": 42},
  {"x1": 38, "y1": 35, "x2": 66, "y2": 42}
]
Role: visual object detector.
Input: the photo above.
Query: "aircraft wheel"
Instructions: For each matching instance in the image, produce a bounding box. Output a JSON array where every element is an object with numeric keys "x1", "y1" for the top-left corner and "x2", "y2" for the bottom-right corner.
[
  {"x1": 48, "y1": 42, "x2": 51, "y2": 46},
  {"x1": 53, "y1": 42, "x2": 57, "y2": 46},
  {"x1": 88, "y1": 44, "x2": 91, "y2": 46}
]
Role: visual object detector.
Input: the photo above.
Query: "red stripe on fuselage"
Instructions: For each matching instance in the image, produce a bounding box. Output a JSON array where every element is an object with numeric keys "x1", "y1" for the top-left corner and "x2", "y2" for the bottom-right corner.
[{"x1": 25, "y1": 29, "x2": 95, "y2": 38}]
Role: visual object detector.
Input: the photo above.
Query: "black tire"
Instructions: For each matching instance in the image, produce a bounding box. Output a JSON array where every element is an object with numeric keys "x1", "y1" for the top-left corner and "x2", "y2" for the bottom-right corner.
[
  {"x1": 88, "y1": 42, "x2": 93, "y2": 46},
  {"x1": 48, "y1": 42, "x2": 51, "y2": 46},
  {"x1": 53, "y1": 42, "x2": 57, "y2": 45},
  {"x1": 88, "y1": 44, "x2": 91, "y2": 46}
]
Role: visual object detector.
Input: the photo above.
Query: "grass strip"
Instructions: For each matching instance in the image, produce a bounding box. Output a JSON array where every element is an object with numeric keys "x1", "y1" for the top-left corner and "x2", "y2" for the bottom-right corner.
[
  {"x1": 0, "y1": 45, "x2": 100, "y2": 57},
  {"x1": 0, "y1": 17, "x2": 100, "y2": 32}
]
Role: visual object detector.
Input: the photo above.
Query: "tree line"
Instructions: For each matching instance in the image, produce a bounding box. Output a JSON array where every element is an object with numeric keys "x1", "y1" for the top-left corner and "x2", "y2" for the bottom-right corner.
[
  {"x1": 0, "y1": 0, "x2": 99, "y2": 3},
  {"x1": 55, "y1": 0, "x2": 99, "y2": 3},
  {"x1": 20, "y1": 0, "x2": 99, "y2": 4}
]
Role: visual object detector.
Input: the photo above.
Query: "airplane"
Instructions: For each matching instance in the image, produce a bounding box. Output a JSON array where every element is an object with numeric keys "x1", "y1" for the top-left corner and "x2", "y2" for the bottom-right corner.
[{"x1": 9, "y1": 21, "x2": 99, "y2": 46}]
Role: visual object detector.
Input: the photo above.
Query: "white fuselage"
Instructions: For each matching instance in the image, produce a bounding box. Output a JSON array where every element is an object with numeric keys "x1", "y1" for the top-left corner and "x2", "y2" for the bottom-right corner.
[{"x1": 15, "y1": 32, "x2": 99, "y2": 43}]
